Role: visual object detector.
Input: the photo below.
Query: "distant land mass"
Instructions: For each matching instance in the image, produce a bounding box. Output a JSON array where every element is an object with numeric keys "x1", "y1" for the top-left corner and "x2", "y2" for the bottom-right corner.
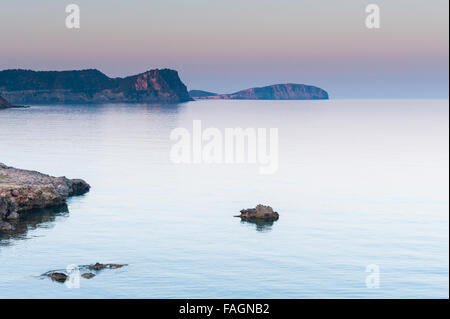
[
  {"x1": 0, "y1": 69, "x2": 192, "y2": 104},
  {"x1": 189, "y1": 84, "x2": 329, "y2": 100}
]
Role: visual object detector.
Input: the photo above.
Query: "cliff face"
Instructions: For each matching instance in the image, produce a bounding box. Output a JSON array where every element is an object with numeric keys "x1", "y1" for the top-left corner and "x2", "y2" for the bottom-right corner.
[
  {"x1": 193, "y1": 84, "x2": 329, "y2": 100},
  {"x1": 0, "y1": 69, "x2": 193, "y2": 104}
]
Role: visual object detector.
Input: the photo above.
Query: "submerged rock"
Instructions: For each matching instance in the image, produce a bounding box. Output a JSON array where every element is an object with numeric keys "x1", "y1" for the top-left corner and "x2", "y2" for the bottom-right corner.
[
  {"x1": 0, "y1": 163, "x2": 90, "y2": 225},
  {"x1": 0, "y1": 205, "x2": 68, "y2": 244},
  {"x1": 42, "y1": 263, "x2": 126, "y2": 283},
  {"x1": 236, "y1": 204, "x2": 279, "y2": 221},
  {"x1": 87, "y1": 263, "x2": 125, "y2": 270},
  {"x1": 81, "y1": 273, "x2": 96, "y2": 279}
]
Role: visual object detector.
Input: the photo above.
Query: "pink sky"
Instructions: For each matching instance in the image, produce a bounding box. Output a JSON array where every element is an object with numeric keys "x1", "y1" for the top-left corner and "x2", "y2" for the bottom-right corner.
[{"x1": 0, "y1": 0, "x2": 448, "y2": 97}]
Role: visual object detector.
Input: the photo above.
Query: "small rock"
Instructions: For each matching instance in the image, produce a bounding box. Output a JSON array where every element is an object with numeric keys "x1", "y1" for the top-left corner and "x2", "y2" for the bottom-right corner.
[
  {"x1": 49, "y1": 272, "x2": 68, "y2": 283},
  {"x1": 87, "y1": 262, "x2": 125, "y2": 270},
  {"x1": 88, "y1": 262, "x2": 108, "y2": 271},
  {"x1": 236, "y1": 204, "x2": 279, "y2": 221},
  {"x1": 81, "y1": 273, "x2": 95, "y2": 279}
]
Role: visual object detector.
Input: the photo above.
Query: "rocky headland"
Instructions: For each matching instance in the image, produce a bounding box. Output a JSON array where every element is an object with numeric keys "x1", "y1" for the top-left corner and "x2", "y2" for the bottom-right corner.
[
  {"x1": 0, "y1": 69, "x2": 192, "y2": 104},
  {"x1": 0, "y1": 163, "x2": 90, "y2": 231},
  {"x1": 190, "y1": 83, "x2": 329, "y2": 100}
]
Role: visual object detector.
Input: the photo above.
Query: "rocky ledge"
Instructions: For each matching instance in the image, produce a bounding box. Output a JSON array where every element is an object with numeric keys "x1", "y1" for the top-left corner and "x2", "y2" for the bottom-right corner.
[
  {"x1": 235, "y1": 204, "x2": 280, "y2": 221},
  {"x1": 0, "y1": 163, "x2": 90, "y2": 230}
]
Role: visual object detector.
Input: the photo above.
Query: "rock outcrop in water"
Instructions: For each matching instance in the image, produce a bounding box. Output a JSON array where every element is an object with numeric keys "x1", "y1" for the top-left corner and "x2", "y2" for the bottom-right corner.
[
  {"x1": 42, "y1": 263, "x2": 127, "y2": 283},
  {"x1": 0, "y1": 163, "x2": 90, "y2": 230},
  {"x1": 191, "y1": 84, "x2": 329, "y2": 100},
  {"x1": 0, "y1": 69, "x2": 192, "y2": 104},
  {"x1": 235, "y1": 204, "x2": 280, "y2": 221}
]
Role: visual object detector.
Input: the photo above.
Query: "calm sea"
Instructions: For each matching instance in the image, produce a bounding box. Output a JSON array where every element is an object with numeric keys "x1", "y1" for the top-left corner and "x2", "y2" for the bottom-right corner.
[{"x1": 0, "y1": 99, "x2": 448, "y2": 298}]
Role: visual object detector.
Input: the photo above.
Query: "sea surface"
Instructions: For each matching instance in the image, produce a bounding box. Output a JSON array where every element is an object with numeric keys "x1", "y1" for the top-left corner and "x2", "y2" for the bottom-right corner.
[{"x1": 0, "y1": 99, "x2": 448, "y2": 298}]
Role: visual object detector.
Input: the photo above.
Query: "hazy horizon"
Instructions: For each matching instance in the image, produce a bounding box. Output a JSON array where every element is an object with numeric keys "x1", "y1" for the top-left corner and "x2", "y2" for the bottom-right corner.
[{"x1": 0, "y1": 0, "x2": 448, "y2": 98}]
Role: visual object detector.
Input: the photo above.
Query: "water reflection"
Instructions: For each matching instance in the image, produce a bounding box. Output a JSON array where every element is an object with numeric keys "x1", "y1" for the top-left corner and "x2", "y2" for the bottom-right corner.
[
  {"x1": 0, "y1": 205, "x2": 69, "y2": 246},
  {"x1": 132, "y1": 102, "x2": 186, "y2": 114},
  {"x1": 240, "y1": 219, "x2": 277, "y2": 232}
]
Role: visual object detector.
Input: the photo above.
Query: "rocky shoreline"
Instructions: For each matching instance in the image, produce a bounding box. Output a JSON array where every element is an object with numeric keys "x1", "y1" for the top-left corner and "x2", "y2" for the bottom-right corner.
[{"x1": 0, "y1": 163, "x2": 90, "y2": 231}]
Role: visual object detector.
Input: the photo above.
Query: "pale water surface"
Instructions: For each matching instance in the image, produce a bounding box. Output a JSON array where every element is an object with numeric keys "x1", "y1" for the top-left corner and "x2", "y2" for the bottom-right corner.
[{"x1": 0, "y1": 99, "x2": 448, "y2": 298}]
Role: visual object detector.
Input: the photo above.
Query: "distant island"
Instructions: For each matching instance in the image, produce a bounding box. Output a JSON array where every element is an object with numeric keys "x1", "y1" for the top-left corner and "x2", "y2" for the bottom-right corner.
[
  {"x1": 0, "y1": 69, "x2": 192, "y2": 104},
  {"x1": 189, "y1": 83, "x2": 329, "y2": 100}
]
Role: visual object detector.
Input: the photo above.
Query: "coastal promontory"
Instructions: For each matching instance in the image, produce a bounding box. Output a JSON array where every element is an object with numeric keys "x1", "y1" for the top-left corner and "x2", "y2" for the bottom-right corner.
[
  {"x1": 0, "y1": 69, "x2": 193, "y2": 104},
  {"x1": 0, "y1": 163, "x2": 90, "y2": 230}
]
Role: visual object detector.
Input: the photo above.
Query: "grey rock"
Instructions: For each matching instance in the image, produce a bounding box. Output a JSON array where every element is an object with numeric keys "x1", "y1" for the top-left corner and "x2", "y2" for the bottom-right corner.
[{"x1": 0, "y1": 163, "x2": 90, "y2": 223}]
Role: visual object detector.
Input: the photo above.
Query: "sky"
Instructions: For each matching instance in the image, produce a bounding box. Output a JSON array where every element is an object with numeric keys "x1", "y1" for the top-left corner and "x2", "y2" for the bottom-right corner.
[{"x1": 0, "y1": 0, "x2": 448, "y2": 98}]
